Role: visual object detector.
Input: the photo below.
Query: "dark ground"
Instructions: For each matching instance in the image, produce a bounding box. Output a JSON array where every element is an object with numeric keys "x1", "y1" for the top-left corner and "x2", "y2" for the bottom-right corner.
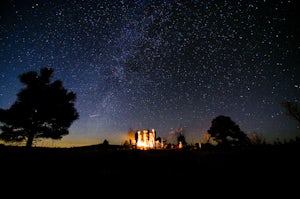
[{"x1": 0, "y1": 144, "x2": 299, "y2": 197}]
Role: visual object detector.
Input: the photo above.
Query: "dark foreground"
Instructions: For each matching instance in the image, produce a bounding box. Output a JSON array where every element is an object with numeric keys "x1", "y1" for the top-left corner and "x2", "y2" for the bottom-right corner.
[{"x1": 0, "y1": 144, "x2": 299, "y2": 197}]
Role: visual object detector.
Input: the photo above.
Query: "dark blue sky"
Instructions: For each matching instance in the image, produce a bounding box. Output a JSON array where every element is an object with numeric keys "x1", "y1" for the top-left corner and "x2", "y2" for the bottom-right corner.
[{"x1": 0, "y1": 0, "x2": 299, "y2": 147}]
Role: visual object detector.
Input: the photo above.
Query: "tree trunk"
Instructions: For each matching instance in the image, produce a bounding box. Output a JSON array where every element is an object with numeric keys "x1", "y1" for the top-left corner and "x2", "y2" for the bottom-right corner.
[{"x1": 26, "y1": 132, "x2": 34, "y2": 147}]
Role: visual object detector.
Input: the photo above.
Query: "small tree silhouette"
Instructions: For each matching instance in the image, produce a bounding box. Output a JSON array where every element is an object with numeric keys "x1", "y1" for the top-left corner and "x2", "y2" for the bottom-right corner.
[
  {"x1": 0, "y1": 67, "x2": 79, "y2": 147},
  {"x1": 177, "y1": 133, "x2": 187, "y2": 148},
  {"x1": 207, "y1": 115, "x2": 250, "y2": 147},
  {"x1": 103, "y1": 139, "x2": 109, "y2": 146}
]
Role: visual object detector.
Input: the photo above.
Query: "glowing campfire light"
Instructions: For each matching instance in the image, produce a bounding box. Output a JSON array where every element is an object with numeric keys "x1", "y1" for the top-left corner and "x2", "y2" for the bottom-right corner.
[{"x1": 136, "y1": 129, "x2": 156, "y2": 149}]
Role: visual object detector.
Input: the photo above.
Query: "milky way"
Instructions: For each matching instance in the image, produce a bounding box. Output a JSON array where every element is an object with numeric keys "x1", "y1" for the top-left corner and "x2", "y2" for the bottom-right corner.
[{"x1": 0, "y1": 0, "x2": 299, "y2": 146}]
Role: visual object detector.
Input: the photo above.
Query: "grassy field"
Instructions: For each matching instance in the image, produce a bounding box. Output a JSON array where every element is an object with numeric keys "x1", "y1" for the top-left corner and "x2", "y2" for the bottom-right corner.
[{"x1": 0, "y1": 144, "x2": 299, "y2": 197}]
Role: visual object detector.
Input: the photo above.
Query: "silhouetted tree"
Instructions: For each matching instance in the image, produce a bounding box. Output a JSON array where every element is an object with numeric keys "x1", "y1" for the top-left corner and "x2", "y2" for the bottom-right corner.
[
  {"x1": 281, "y1": 100, "x2": 300, "y2": 126},
  {"x1": 194, "y1": 143, "x2": 200, "y2": 150},
  {"x1": 103, "y1": 139, "x2": 109, "y2": 146},
  {"x1": 102, "y1": 139, "x2": 109, "y2": 150},
  {"x1": 156, "y1": 136, "x2": 161, "y2": 142},
  {"x1": 0, "y1": 67, "x2": 79, "y2": 147},
  {"x1": 177, "y1": 133, "x2": 187, "y2": 147},
  {"x1": 207, "y1": 115, "x2": 250, "y2": 147}
]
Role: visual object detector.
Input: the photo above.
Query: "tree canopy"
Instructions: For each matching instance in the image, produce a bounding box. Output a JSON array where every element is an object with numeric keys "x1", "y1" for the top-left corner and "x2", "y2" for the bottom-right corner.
[
  {"x1": 207, "y1": 115, "x2": 250, "y2": 147},
  {"x1": 0, "y1": 67, "x2": 79, "y2": 147}
]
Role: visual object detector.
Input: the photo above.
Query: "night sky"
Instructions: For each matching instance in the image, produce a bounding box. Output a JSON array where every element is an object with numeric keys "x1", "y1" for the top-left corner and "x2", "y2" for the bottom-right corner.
[{"x1": 0, "y1": 0, "x2": 299, "y2": 147}]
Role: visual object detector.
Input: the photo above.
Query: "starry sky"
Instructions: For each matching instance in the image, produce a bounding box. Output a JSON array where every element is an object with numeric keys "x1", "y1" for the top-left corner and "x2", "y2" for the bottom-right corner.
[{"x1": 0, "y1": 0, "x2": 299, "y2": 147}]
